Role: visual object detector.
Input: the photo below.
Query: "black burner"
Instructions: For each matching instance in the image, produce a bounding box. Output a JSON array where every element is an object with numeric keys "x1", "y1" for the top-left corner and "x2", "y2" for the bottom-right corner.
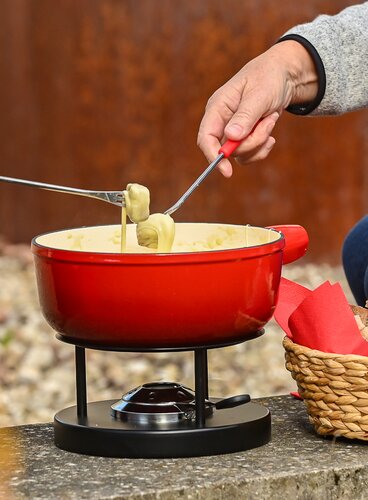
[
  {"x1": 111, "y1": 382, "x2": 212, "y2": 424},
  {"x1": 53, "y1": 333, "x2": 271, "y2": 458},
  {"x1": 54, "y1": 399, "x2": 270, "y2": 458}
]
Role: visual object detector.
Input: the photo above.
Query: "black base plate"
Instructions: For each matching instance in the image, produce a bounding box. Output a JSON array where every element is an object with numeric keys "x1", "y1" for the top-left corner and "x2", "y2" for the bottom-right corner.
[{"x1": 54, "y1": 399, "x2": 271, "y2": 458}]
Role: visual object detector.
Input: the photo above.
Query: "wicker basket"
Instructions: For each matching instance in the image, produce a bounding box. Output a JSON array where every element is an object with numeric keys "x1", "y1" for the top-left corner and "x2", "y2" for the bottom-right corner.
[{"x1": 283, "y1": 305, "x2": 368, "y2": 441}]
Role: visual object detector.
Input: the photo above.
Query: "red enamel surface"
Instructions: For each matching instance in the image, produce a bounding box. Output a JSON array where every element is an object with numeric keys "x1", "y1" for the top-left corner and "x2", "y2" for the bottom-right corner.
[{"x1": 31, "y1": 224, "x2": 308, "y2": 347}]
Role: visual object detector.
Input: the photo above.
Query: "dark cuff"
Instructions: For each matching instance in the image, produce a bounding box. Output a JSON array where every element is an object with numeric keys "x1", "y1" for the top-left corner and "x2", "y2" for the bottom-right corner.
[{"x1": 276, "y1": 34, "x2": 326, "y2": 115}]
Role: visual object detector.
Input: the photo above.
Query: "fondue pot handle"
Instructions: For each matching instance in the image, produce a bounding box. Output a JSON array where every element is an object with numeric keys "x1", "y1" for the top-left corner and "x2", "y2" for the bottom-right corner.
[
  {"x1": 213, "y1": 394, "x2": 251, "y2": 410},
  {"x1": 267, "y1": 224, "x2": 309, "y2": 265}
]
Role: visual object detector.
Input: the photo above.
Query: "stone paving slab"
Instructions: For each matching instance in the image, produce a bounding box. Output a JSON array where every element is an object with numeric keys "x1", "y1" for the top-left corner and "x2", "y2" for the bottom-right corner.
[{"x1": 1, "y1": 395, "x2": 368, "y2": 499}]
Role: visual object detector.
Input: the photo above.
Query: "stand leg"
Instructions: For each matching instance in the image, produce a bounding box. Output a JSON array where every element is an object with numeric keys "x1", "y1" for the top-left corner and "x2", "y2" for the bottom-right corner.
[
  {"x1": 204, "y1": 350, "x2": 209, "y2": 399},
  {"x1": 194, "y1": 348, "x2": 208, "y2": 427},
  {"x1": 75, "y1": 346, "x2": 87, "y2": 419}
]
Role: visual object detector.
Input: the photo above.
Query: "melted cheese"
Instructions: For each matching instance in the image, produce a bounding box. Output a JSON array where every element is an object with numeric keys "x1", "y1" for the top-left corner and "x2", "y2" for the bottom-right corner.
[
  {"x1": 137, "y1": 213, "x2": 175, "y2": 253},
  {"x1": 120, "y1": 183, "x2": 175, "y2": 253},
  {"x1": 121, "y1": 206, "x2": 127, "y2": 252},
  {"x1": 123, "y1": 184, "x2": 150, "y2": 223},
  {"x1": 121, "y1": 183, "x2": 150, "y2": 252},
  {"x1": 37, "y1": 223, "x2": 280, "y2": 253}
]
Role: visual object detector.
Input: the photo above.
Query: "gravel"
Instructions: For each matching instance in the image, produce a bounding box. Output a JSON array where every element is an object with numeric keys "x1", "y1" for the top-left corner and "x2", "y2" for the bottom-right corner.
[{"x1": 0, "y1": 240, "x2": 354, "y2": 427}]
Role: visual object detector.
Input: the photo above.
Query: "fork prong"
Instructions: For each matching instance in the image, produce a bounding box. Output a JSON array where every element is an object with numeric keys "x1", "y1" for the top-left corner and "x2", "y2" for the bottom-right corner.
[{"x1": 112, "y1": 192, "x2": 125, "y2": 206}]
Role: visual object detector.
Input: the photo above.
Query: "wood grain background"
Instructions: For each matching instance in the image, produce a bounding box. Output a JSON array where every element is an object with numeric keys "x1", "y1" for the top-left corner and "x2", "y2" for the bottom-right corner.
[{"x1": 0, "y1": 0, "x2": 367, "y2": 262}]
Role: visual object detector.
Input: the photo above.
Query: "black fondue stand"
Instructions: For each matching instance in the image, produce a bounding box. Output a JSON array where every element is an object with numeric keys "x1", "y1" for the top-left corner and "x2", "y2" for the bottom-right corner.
[{"x1": 54, "y1": 331, "x2": 271, "y2": 458}]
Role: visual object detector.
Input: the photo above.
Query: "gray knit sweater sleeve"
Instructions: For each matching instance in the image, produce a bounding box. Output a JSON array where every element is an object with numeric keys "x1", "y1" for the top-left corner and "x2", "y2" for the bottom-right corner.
[{"x1": 283, "y1": 2, "x2": 368, "y2": 115}]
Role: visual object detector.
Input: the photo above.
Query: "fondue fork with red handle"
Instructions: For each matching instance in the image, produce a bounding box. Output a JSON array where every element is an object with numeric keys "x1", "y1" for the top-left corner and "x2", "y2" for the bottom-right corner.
[{"x1": 0, "y1": 176, "x2": 125, "y2": 207}]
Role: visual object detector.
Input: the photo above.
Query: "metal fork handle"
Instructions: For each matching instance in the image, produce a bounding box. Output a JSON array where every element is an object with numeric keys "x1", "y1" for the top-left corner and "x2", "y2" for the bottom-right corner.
[
  {"x1": 164, "y1": 153, "x2": 224, "y2": 216},
  {"x1": 0, "y1": 176, "x2": 124, "y2": 207}
]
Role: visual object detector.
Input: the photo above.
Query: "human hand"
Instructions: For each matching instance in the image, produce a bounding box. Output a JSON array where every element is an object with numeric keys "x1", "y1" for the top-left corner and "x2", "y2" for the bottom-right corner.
[{"x1": 197, "y1": 41, "x2": 318, "y2": 177}]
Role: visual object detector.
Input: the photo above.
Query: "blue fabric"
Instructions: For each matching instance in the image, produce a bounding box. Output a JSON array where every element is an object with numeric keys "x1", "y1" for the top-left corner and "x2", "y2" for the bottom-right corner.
[{"x1": 342, "y1": 215, "x2": 368, "y2": 306}]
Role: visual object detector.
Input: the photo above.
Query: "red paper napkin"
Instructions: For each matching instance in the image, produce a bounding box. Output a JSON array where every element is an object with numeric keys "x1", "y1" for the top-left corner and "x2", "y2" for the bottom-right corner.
[{"x1": 274, "y1": 278, "x2": 368, "y2": 356}]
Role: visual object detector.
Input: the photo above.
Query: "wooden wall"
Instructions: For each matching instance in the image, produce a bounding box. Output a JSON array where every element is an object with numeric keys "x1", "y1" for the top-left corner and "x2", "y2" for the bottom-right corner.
[{"x1": 0, "y1": 0, "x2": 366, "y2": 263}]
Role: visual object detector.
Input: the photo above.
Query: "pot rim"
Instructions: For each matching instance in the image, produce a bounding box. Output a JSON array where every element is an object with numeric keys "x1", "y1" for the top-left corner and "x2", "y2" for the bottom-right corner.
[{"x1": 31, "y1": 222, "x2": 285, "y2": 264}]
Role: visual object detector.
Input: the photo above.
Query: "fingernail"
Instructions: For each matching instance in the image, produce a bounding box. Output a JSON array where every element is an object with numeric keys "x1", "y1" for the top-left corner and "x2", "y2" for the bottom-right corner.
[
  {"x1": 270, "y1": 112, "x2": 279, "y2": 122},
  {"x1": 226, "y1": 123, "x2": 244, "y2": 137}
]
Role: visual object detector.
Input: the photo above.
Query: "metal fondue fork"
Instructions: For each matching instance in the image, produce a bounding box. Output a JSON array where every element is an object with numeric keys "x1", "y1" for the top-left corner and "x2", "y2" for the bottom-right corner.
[
  {"x1": 0, "y1": 176, "x2": 125, "y2": 207},
  {"x1": 164, "y1": 139, "x2": 241, "y2": 216},
  {"x1": 0, "y1": 139, "x2": 243, "y2": 211}
]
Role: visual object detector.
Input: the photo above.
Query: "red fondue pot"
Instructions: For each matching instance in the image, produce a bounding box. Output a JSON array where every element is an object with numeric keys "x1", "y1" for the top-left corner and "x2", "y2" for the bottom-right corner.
[{"x1": 31, "y1": 223, "x2": 308, "y2": 348}]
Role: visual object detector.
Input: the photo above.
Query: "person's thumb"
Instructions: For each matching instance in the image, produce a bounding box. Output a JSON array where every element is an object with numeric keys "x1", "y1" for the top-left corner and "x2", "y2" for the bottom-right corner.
[{"x1": 224, "y1": 95, "x2": 267, "y2": 141}]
